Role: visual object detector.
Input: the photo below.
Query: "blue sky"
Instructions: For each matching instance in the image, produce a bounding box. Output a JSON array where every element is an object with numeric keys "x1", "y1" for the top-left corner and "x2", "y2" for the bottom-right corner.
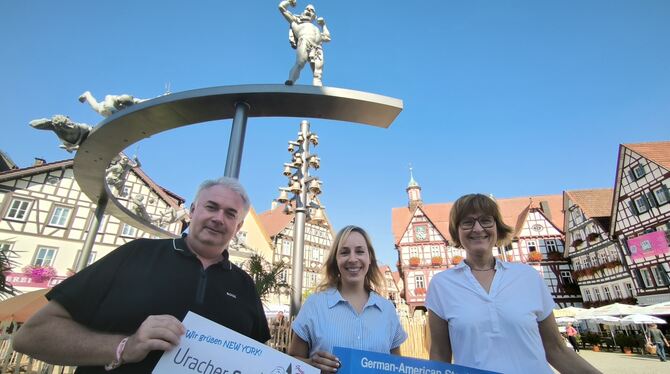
[{"x1": 2, "y1": 1, "x2": 670, "y2": 270}]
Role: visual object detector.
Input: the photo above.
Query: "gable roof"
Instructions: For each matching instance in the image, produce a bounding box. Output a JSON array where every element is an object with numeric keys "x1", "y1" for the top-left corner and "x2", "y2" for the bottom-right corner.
[
  {"x1": 565, "y1": 189, "x2": 613, "y2": 219},
  {"x1": 625, "y1": 141, "x2": 670, "y2": 170},
  {"x1": 392, "y1": 194, "x2": 563, "y2": 245},
  {"x1": 258, "y1": 204, "x2": 295, "y2": 238}
]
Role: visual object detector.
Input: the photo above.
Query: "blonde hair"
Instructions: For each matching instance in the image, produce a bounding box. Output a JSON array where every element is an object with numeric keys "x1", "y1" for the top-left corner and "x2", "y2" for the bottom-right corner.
[
  {"x1": 316, "y1": 225, "x2": 385, "y2": 293},
  {"x1": 448, "y1": 193, "x2": 513, "y2": 248}
]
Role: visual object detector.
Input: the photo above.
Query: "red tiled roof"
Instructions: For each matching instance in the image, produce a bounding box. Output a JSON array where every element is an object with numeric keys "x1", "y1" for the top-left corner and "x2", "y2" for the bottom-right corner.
[
  {"x1": 391, "y1": 194, "x2": 563, "y2": 245},
  {"x1": 565, "y1": 189, "x2": 613, "y2": 219},
  {"x1": 0, "y1": 158, "x2": 72, "y2": 182},
  {"x1": 625, "y1": 141, "x2": 670, "y2": 170},
  {"x1": 258, "y1": 204, "x2": 294, "y2": 238}
]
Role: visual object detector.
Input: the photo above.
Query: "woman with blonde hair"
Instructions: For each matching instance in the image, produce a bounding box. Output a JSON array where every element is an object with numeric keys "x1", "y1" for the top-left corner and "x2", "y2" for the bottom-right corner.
[
  {"x1": 426, "y1": 193, "x2": 600, "y2": 373},
  {"x1": 289, "y1": 225, "x2": 406, "y2": 372}
]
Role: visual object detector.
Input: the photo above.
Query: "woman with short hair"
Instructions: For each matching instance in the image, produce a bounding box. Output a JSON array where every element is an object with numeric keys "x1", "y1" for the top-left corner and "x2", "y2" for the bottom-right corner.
[{"x1": 426, "y1": 193, "x2": 600, "y2": 374}]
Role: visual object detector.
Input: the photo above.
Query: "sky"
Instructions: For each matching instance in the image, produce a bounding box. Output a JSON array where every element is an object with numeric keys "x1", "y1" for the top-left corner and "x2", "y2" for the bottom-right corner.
[{"x1": 2, "y1": 1, "x2": 670, "y2": 270}]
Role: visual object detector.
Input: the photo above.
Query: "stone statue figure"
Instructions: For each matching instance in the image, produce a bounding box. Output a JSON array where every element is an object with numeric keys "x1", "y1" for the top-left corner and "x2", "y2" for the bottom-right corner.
[
  {"x1": 278, "y1": 0, "x2": 331, "y2": 86},
  {"x1": 29, "y1": 115, "x2": 92, "y2": 152},
  {"x1": 157, "y1": 203, "x2": 190, "y2": 228},
  {"x1": 105, "y1": 154, "x2": 140, "y2": 194},
  {"x1": 130, "y1": 194, "x2": 153, "y2": 222},
  {"x1": 78, "y1": 91, "x2": 146, "y2": 117}
]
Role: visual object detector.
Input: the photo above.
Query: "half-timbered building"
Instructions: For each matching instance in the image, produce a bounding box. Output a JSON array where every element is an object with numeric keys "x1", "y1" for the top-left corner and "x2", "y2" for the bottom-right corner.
[
  {"x1": 610, "y1": 141, "x2": 670, "y2": 305},
  {"x1": 564, "y1": 189, "x2": 635, "y2": 308},
  {"x1": 0, "y1": 157, "x2": 185, "y2": 292},
  {"x1": 392, "y1": 174, "x2": 579, "y2": 312}
]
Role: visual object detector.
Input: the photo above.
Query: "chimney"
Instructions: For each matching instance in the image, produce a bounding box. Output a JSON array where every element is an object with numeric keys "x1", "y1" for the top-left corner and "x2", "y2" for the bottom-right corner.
[
  {"x1": 33, "y1": 158, "x2": 46, "y2": 166},
  {"x1": 540, "y1": 201, "x2": 552, "y2": 219}
]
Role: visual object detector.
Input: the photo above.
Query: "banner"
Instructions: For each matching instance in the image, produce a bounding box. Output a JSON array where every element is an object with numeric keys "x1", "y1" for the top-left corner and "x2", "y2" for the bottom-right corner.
[
  {"x1": 628, "y1": 231, "x2": 669, "y2": 262},
  {"x1": 332, "y1": 347, "x2": 501, "y2": 374},
  {"x1": 153, "y1": 311, "x2": 318, "y2": 374}
]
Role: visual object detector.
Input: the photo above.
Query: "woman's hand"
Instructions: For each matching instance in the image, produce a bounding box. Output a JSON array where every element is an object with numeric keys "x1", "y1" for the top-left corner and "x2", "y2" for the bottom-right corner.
[{"x1": 309, "y1": 350, "x2": 340, "y2": 373}]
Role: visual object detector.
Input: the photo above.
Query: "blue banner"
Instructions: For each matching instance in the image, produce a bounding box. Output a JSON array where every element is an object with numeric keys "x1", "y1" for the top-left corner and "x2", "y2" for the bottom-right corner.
[{"x1": 332, "y1": 347, "x2": 501, "y2": 374}]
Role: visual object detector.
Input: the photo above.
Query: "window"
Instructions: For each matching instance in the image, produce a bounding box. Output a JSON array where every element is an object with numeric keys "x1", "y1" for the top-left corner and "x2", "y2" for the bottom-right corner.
[
  {"x1": 5, "y1": 198, "x2": 32, "y2": 221},
  {"x1": 560, "y1": 270, "x2": 573, "y2": 284},
  {"x1": 571, "y1": 209, "x2": 583, "y2": 225},
  {"x1": 48, "y1": 206, "x2": 72, "y2": 227},
  {"x1": 33, "y1": 247, "x2": 56, "y2": 266},
  {"x1": 431, "y1": 245, "x2": 442, "y2": 258},
  {"x1": 651, "y1": 266, "x2": 670, "y2": 286},
  {"x1": 73, "y1": 250, "x2": 97, "y2": 268},
  {"x1": 528, "y1": 241, "x2": 537, "y2": 252},
  {"x1": 278, "y1": 269, "x2": 288, "y2": 284},
  {"x1": 625, "y1": 283, "x2": 634, "y2": 297},
  {"x1": 415, "y1": 274, "x2": 425, "y2": 289},
  {"x1": 282, "y1": 239, "x2": 291, "y2": 256},
  {"x1": 640, "y1": 268, "x2": 654, "y2": 288},
  {"x1": 593, "y1": 288, "x2": 601, "y2": 301},
  {"x1": 584, "y1": 289, "x2": 592, "y2": 302},
  {"x1": 0, "y1": 242, "x2": 12, "y2": 252},
  {"x1": 546, "y1": 240, "x2": 558, "y2": 252},
  {"x1": 653, "y1": 187, "x2": 670, "y2": 205},
  {"x1": 613, "y1": 284, "x2": 623, "y2": 299},
  {"x1": 633, "y1": 196, "x2": 649, "y2": 214},
  {"x1": 236, "y1": 231, "x2": 247, "y2": 244},
  {"x1": 632, "y1": 164, "x2": 646, "y2": 179},
  {"x1": 121, "y1": 224, "x2": 137, "y2": 237},
  {"x1": 603, "y1": 286, "x2": 611, "y2": 300},
  {"x1": 409, "y1": 246, "x2": 419, "y2": 258}
]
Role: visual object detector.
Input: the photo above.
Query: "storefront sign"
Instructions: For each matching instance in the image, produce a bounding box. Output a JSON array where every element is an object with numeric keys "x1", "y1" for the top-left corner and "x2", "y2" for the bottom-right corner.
[{"x1": 628, "y1": 231, "x2": 669, "y2": 262}]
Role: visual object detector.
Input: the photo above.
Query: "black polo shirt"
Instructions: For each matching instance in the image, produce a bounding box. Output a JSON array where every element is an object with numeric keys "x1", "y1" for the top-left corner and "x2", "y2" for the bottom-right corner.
[{"x1": 47, "y1": 236, "x2": 270, "y2": 373}]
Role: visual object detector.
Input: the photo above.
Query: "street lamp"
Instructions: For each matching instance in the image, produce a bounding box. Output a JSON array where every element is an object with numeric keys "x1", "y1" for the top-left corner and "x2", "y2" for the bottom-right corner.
[{"x1": 275, "y1": 120, "x2": 325, "y2": 317}]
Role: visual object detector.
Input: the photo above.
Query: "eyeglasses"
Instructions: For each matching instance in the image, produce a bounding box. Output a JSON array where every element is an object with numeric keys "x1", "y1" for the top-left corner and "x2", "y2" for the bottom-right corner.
[{"x1": 459, "y1": 215, "x2": 495, "y2": 230}]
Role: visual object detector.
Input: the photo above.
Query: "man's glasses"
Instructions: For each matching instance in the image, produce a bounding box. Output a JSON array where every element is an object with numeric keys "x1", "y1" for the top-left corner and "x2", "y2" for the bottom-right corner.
[{"x1": 459, "y1": 215, "x2": 495, "y2": 230}]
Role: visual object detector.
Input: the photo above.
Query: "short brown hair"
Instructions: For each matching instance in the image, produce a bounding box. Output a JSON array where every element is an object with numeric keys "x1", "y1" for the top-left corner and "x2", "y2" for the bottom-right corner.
[
  {"x1": 316, "y1": 225, "x2": 385, "y2": 293},
  {"x1": 448, "y1": 194, "x2": 513, "y2": 248}
]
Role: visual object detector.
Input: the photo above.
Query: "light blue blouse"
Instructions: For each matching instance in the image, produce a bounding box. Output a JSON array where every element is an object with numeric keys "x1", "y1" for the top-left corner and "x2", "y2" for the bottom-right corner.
[{"x1": 292, "y1": 288, "x2": 407, "y2": 357}]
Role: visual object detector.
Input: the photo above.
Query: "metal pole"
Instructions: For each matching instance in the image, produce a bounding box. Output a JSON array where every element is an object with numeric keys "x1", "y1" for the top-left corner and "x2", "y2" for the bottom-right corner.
[
  {"x1": 224, "y1": 102, "x2": 250, "y2": 178},
  {"x1": 77, "y1": 194, "x2": 108, "y2": 272},
  {"x1": 290, "y1": 120, "x2": 310, "y2": 318}
]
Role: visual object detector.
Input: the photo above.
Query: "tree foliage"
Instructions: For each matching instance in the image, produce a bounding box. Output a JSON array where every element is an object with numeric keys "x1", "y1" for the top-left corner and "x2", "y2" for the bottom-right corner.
[{"x1": 246, "y1": 254, "x2": 290, "y2": 301}]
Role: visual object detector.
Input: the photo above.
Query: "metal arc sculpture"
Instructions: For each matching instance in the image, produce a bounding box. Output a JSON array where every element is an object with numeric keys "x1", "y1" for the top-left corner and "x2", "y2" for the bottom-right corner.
[{"x1": 73, "y1": 84, "x2": 403, "y2": 237}]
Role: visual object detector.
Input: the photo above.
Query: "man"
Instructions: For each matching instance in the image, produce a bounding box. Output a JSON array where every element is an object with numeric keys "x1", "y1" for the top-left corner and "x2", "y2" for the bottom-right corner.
[
  {"x1": 278, "y1": 0, "x2": 331, "y2": 86},
  {"x1": 14, "y1": 177, "x2": 270, "y2": 373},
  {"x1": 647, "y1": 323, "x2": 670, "y2": 362}
]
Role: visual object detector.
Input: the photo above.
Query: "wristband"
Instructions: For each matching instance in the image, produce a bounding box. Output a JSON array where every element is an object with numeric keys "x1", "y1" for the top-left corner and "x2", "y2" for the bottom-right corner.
[{"x1": 105, "y1": 337, "x2": 129, "y2": 371}]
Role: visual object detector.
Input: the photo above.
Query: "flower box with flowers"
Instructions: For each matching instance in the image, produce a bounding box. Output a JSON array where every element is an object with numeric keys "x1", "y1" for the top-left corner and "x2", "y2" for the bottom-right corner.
[
  {"x1": 451, "y1": 255, "x2": 463, "y2": 266},
  {"x1": 572, "y1": 239, "x2": 584, "y2": 247},
  {"x1": 414, "y1": 287, "x2": 426, "y2": 295},
  {"x1": 604, "y1": 259, "x2": 622, "y2": 269},
  {"x1": 527, "y1": 251, "x2": 543, "y2": 262},
  {"x1": 431, "y1": 256, "x2": 443, "y2": 266},
  {"x1": 409, "y1": 257, "x2": 420, "y2": 267},
  {"x1": 587, "y1": 233, "x2": 599, "y2": 242},
  {"x1": 22, "y1": 265, "x2": 57, "y2": 283}
]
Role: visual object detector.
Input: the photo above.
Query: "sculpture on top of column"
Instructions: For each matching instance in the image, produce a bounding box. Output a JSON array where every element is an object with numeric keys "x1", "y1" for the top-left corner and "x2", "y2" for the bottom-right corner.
[
  {"x1": 29, "y1": 115, "x2": 92, "y2": 152},
  {"x1": 278, "y1": 0, "x2": 331, "y2": 86},
  {"x1": 78, "y1": 91, "x2": 146, "y2": 117}
]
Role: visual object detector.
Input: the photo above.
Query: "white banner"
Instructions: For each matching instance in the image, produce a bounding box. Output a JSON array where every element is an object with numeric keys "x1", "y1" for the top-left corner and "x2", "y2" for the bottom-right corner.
[{"x1": 153, "y1": 311, "x2": 318, "y2": 374}]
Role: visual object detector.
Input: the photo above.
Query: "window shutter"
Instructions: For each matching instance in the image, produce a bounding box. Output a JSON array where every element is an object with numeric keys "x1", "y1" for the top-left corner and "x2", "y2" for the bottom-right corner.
[
  {"x1": 628, "y1": 200, "x2": 639, "y2": 215},
  {"x1": 633, "y1": 269, "x2": 646, "y2": 289},
  {"x1": 628, "y1": 169, "x2": 637, "y2": 181},
  {"x1": 658, "y1": 265, "x2": 670, "y2": 286},
  {"x1": 646, "y1": 192, "x2": 657, "y2": 208}
]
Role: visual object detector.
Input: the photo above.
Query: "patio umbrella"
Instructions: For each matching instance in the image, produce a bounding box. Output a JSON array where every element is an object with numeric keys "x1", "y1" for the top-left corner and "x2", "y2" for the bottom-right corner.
[
  {"x1": 554, "y1": 306, "x2": 587, "y2": 318},
  {"x1": 589, "y1": 303, "x2": 646, "y2": 317},
  {"x1": 640, "y1": 301, "x2": 670, "y2": 316},
  {"x1": 620, "y1": 314, "x2": 667, "y2": 325},
  {"x1": 0, "y1": 288, "x2": 50, "y2": 323},
  {"x1": 556, "y1": 317, "x2": 577, "y2": 324}
]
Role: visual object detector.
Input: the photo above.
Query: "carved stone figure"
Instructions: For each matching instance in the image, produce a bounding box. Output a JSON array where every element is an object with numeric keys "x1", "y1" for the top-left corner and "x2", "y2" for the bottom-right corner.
[
  {"x1": 130, "y1": 194, "x2": 153, "y2": 222},
  {"x1": 157, "y1": 203, "x2": 191, "y2": 228},
  {"x1": 278, "y1": 0, "x2": 331, "y2": 86},
  {"x1": 105, "y1": 154, "x2": 140, "y2": 194},
  {"x1": 29, "y1": 115, "x2": 92, "y2": 152},
  {"x1": 78, "y1": 91, "x2": 146, "y2": 117}
]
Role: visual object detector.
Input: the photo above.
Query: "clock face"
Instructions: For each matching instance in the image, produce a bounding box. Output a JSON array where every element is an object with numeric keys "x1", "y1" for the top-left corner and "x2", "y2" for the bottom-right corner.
[
  {"x1": 531, "y1": 224, "x2": 544, "y2": 232},
  {"x1": 414, "y1": 226, "x2": 427, "y2": 241}
]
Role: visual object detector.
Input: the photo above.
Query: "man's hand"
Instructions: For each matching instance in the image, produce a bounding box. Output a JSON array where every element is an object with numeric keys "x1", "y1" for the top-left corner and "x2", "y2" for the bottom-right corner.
[
  {"x1": 317, "y1": 17, "x2": 325, "y2": 26},
  {"x1": 122, "y1": 315, "x2": 185, "y2": 364}
]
